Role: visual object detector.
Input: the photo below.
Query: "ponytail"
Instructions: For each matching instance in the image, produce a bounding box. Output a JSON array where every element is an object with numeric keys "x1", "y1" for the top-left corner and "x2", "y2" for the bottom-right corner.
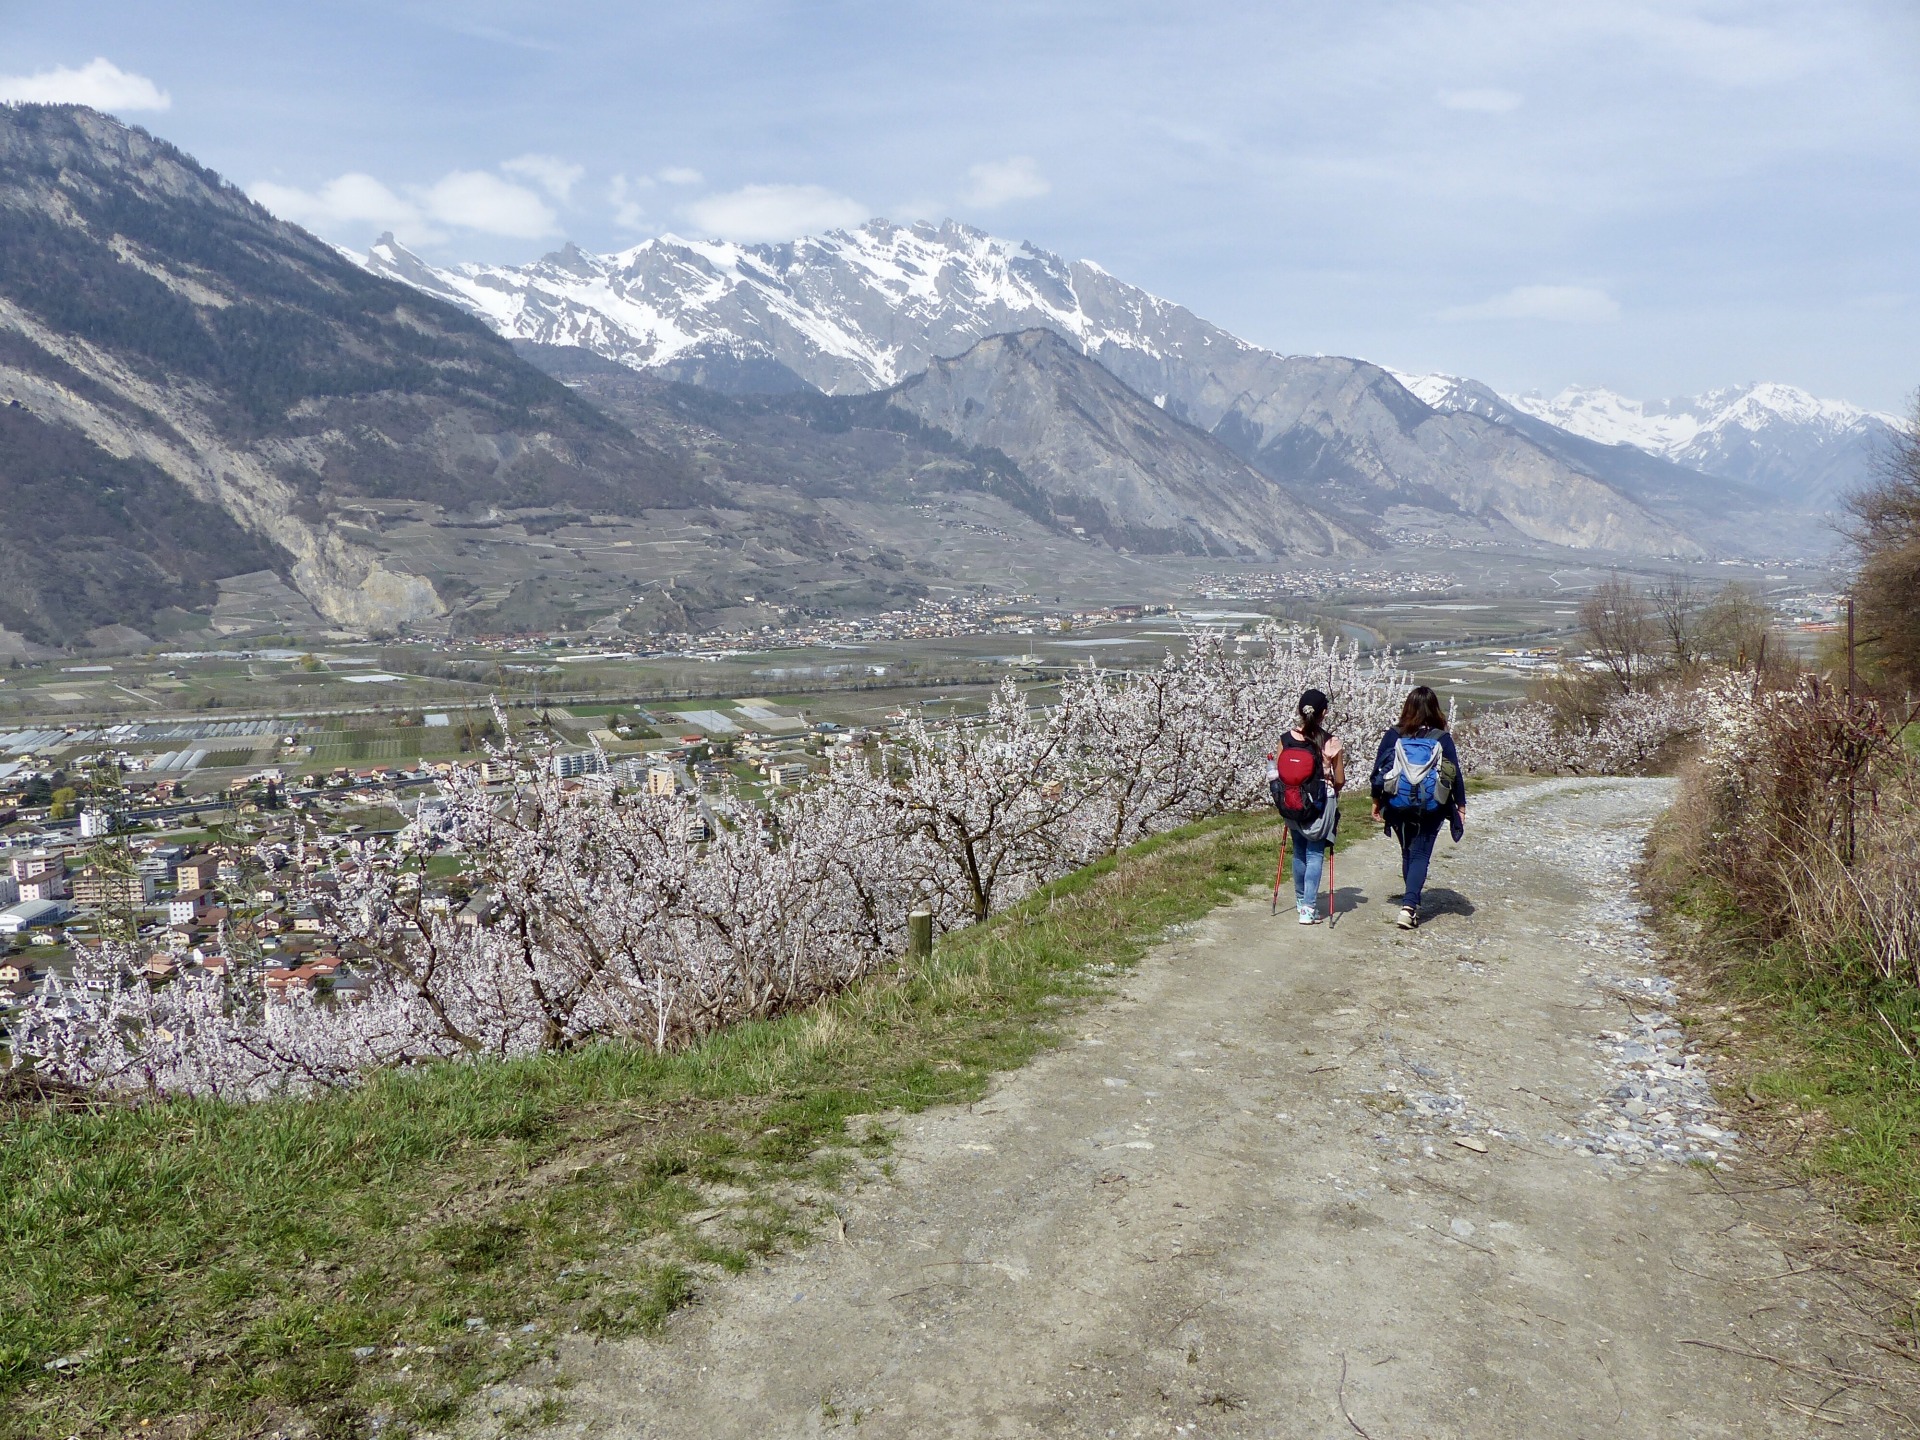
[{"x1": 1297, "y1": 687, "x2": 1330, "y2": 743}]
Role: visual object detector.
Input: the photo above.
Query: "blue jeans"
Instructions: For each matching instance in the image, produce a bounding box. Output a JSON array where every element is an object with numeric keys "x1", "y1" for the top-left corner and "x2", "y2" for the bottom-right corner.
[
  {"x1": 1396, "y1": 817, "x2": 1443, "y2": 908},
  {"x1": 1289, "y1": 828, "x2": 1326, "y2": 910}
]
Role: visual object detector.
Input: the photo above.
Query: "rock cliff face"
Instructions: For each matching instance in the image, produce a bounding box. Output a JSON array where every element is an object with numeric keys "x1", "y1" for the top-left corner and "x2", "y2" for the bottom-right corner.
[
  {"x1": 1101, "y1": 348, "x2": 1696, "y2": 556},
  {"x1": 0, "y1": 105, "x2": 704, "y2": 639},
  {"x1": 368, "y1": 220, "x2": 1704, "y2": 558},
  {"x1": 885, "y1": 331, "x2": 1362, "y2": 557}
]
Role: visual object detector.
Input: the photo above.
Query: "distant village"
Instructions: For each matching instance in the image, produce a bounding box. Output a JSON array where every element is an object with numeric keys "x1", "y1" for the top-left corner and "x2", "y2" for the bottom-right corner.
[
  {"x1": 0, "y1": 704, "x2": 906, "y2": 1035},
  {"x1": 428, "y1": 593, "x2": 1173, "y2": 660}
]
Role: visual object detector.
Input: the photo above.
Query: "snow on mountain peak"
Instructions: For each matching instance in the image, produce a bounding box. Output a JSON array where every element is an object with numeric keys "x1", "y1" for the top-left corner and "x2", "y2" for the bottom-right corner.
[
  {"x1": 1512, "y1": 381, "x2": 1897, "y2": 455},
  {"x1": 357, "y1": 217, "x2": 1207, "y2": 394},
  {"x1": 1391, "y1": 373, "x2": 1903, "y2": 506}
]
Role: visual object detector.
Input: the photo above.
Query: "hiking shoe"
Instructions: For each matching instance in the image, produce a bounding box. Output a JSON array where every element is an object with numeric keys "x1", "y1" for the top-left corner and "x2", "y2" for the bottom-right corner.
[
  {"x1": 1396, "y1": 905, "x2": 1418, "y2": 930},
  {"x1": 1297, "y1": 906, "x2": 1317, "y2": 925}
]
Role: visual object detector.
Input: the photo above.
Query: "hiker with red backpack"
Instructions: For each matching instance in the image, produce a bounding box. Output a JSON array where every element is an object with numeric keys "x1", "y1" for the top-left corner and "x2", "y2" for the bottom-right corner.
[
  {"x1": 1269, "y1": 688, "x2": 1346, "y2": 925},
  {"x1": 1369, "y1": 685, "x2": 1465, "y2": 930}
]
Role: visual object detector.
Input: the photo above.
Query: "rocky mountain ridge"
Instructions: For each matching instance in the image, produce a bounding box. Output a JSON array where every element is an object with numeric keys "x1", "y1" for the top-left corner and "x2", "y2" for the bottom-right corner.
[
  {"x1": 1402, "y1": 373, "x2": 1898, "y2": 512},
  {"x1": 0, "y1": 104, "x2": 727, "y2": 642},
  {"x1": 363, "y1": 222, "x2": 1745, "y2": 559},
  {"x1": 882, "y1": 329, "x2": 1362, "y2": 558},
  {"x1": 0, "y1": 106, "x2": 1019, "y2": 647}
]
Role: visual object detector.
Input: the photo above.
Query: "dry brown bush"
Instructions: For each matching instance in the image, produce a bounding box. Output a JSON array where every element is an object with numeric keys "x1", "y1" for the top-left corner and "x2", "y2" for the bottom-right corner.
[{"x1": 1676, "y1": 672, "x2": 1920, "y2": 983}]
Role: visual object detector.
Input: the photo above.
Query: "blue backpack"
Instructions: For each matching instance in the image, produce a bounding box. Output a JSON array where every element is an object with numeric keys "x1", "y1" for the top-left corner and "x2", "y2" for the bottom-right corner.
[{"x1": 1374, "y1": 730, "x2": 1456, "y2": 816}]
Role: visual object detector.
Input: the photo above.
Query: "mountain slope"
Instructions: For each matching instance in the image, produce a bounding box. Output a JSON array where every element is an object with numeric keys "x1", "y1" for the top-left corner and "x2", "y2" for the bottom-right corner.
[
  {"x1": 1499, "y1": 383, "x2": 1901, "y2": 509},
  {"x1": 1392, "y1": 372, "x2": 1817, "y2": 556},
  {"x1": 366, "y1": 222, "x2": 1701, "y2": 558},
  {"x1": 881, "y1": 330, "x2": 1359, "y2": 557},
  {"x1": 0, "y1": 104, "x2": 711, "y2": 638},
  {"x1": 0, "y1": 400, "x2": 287, "y2": 645}
]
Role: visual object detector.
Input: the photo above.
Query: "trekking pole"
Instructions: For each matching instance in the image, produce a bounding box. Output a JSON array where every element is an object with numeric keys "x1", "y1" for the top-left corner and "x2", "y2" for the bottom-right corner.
[
  {"x1": 1271, "y1": 826, "x2": 1288, "y2": 915},
  {"x1": 1326, "y1": 842, "x2": 1335, "y2": 927}
]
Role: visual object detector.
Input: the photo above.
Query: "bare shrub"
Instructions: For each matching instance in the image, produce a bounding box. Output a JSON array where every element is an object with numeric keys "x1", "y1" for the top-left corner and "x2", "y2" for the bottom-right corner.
[{"x1": 1684, "y1": 670, "x2": 1920, "y2": 983}]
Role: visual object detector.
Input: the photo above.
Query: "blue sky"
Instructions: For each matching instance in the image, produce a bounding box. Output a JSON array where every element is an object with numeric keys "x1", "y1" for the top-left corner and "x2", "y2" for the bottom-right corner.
[{"x1": 4, "y1": 1, "x2": 1916, "y2": 411}]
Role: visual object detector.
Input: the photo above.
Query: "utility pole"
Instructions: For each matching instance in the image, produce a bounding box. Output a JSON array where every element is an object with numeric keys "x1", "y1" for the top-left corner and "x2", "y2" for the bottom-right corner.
[
  {"x1": 1846, "y1": 593, "x2": 1856, "y2": 699},
  {"x1": 1845, "y1": 591, "x2": 1857, "y2": 866}
]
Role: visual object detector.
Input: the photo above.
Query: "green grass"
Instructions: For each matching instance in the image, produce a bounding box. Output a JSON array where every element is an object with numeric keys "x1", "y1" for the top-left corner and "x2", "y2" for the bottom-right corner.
[
  {"x1": 1656, "y1": 865, "x2": 1920, "y2": 1235},
  {"x1": 0, "y1": 810, "x2": 1279, "y2": 1439}
]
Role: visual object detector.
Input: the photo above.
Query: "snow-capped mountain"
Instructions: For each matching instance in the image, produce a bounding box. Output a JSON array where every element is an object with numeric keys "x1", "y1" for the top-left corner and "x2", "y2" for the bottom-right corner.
[
  {"x1": 1403, "y1": 374, "x2": 1901, "y2": 510},
  {"x1": 363, "y1": 220, "x2": 1229, "y2": 397},
  {"x1": 366, "y1": 221, "x2": 1712, "y2": 557},
  {"x1": 1513, "y1": 384, "x2": 1901, "y2": 507}
]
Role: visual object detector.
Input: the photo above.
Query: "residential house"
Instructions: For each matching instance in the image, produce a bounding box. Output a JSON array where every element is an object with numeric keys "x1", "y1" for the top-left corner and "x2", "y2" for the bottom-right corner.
[
  {"x1": 18, "y1": 873, "x2": 70, "y2": 903},
  {"x1": 174, "y1": 854, "x2": 216, "y2": 892},
  {"x1": 10, "y1": 849, "x2": 66, "y2": 882},
  {"x1": 136, "y1": 843, "x2": 186, "y2": 886},
  {"x1": 552, "y1": 751, "x2": 607, "y2": 780},
  {"x1": 167, "y1": 890, "x2": 214, "y2": 927},
  {"x1": 73, "y1": 866, "x2": 156, "y2": 909}
]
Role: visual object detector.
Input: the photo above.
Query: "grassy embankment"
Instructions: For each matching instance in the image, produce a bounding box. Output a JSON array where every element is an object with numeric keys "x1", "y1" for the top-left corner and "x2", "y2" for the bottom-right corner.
[
  {"x1": 1, "y1": 809, "x2": 1286, "y2": 1439},
  {"x1": 1647, "y1": 768, "x2": 1920, "y2": 1236}
]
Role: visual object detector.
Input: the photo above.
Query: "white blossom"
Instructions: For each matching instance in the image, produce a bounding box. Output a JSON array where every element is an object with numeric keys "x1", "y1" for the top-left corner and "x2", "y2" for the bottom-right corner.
[{"x1": 12, "y1": 628, "x2": 1416, "y2": 1098}]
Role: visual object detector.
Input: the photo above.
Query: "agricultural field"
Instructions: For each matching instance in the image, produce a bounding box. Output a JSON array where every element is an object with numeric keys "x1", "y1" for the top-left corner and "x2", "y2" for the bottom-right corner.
[{"x1": 0, "y1": 545, "x2": 1845, "y2": 808}]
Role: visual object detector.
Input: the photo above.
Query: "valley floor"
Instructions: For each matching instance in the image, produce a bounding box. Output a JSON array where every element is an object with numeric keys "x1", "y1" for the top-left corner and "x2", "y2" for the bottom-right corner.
[{"x1": 495, "y1": 780, "x2": 1918, "y2": 1438}]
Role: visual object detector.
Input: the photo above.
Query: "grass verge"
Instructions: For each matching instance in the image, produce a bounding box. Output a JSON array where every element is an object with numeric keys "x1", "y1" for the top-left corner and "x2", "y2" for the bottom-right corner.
[
  {"x1": 1648, "y1": 816, "x2": 1920, "y2": 1237},
  {"x1": 0, "y1": 810, "x2": 1279, "y2": 1439}
]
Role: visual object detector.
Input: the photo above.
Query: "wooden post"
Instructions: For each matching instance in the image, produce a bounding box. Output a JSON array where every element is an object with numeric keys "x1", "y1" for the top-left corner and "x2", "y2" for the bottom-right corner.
[{"x1": 907, "y1": 908, "x2": 933, "y2": 961}]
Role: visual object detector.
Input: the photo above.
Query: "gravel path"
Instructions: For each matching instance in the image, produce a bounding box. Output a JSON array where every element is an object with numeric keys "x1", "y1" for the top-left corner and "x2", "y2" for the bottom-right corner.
[{"x1": 509, "y1": 779, "x2": 1914, "y2": 1438}]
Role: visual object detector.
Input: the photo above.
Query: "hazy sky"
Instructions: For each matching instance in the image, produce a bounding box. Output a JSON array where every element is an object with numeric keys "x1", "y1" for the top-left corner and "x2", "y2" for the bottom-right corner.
[{"x1": 5, "y1": 1, "x2": 1916, "y2": 410}]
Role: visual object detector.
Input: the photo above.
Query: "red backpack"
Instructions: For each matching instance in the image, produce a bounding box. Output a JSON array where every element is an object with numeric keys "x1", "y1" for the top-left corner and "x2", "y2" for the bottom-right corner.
[{"x1": 1269, "y1": 733, "x2": 1328, "y2": 826}]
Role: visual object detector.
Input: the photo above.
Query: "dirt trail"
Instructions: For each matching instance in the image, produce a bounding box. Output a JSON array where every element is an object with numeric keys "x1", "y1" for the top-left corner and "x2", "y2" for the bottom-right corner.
[{"x1": 522, "y1": 780, "x2": 1916, "y2": 1438}]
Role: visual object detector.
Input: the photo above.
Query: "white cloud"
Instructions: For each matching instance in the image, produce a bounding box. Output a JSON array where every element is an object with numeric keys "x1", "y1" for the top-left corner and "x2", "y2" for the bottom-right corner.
[
  {"x1": 609, "y1": 175, "x2": 651, "y2": 230},
  {"x1": 1441, "y1": 285, "x2": 1622, "y2": 324},
  {"x1": 501, "y1": 153, "x2": 583, "y2": 202},
  {"x1": 419, "y1": 171, "x2": 557, "y2": 238},
  {"x1": 961, "y1": 155, "x2": 1050, "y2": 208},
  {"x1": 250, "y1": 168, "x2": 557, "y2": 243},
  {"x1": 0, "y1": 57, "x2": 170, "y2": 113},
  {"x1": 680, "y1": 183, "x2": 867, "y2": 242},
  {"x1": 656, "y1": 166, "x2": 703, "y2": 186},
  {"x1": 1437, "y1": 87, "x2": 1522, "y2": 114},
  {"x1": 249, "y1": 173, "x2": 435, "y2": 244}
]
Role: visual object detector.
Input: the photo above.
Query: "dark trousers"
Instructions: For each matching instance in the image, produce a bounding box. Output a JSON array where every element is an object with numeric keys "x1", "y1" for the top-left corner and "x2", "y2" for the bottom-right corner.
[{"x1": 1395, "y1": 817, "x2": 1444, "y2": 908}]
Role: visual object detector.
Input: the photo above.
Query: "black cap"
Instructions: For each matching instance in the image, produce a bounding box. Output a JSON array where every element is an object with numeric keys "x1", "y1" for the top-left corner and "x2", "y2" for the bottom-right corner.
[{"x1": 1300, "y1": 688, "x2": 1329, "y2": 711}]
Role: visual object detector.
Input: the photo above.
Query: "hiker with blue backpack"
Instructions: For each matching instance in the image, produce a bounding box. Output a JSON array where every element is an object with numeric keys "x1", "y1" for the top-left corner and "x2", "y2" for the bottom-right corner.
[
  {"x1": 1270, "y1": 688, "x2": 1346, "y2": 925},
  {"x1": 1370, "y1": 685, "x2": 1465, "y2": 930}
]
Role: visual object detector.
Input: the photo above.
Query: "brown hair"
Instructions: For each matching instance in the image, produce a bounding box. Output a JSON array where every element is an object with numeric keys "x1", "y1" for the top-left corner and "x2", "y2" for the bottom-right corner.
[
  {"x1": 1397, "y1": 685, "x2": 1447, "y2": 736},
  {"x1": 1296, "y1": 687, "x2": 1330, "y2": 743}
]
